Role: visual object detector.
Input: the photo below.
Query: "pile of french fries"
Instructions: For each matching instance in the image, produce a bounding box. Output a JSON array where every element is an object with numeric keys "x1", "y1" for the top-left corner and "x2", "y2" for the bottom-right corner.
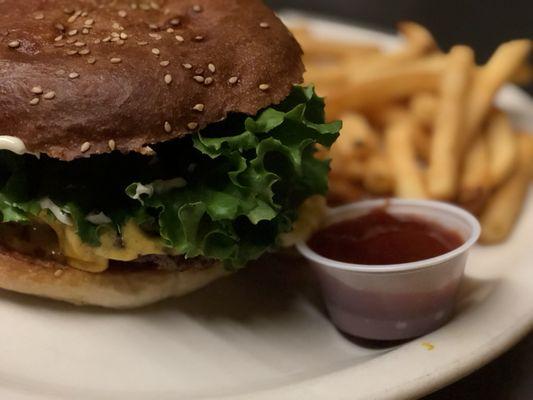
[{"x1": 292, "y1": 22, "x2": 533, "y2": 244}]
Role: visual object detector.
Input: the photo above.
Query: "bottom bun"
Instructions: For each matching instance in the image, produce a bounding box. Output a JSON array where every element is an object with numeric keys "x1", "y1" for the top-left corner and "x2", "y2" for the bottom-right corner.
[{"x1": 0, "y1": 248, "x2": 228, "y2": 309}]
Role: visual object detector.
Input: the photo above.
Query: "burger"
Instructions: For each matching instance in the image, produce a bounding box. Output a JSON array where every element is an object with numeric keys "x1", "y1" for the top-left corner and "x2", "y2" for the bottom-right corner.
[{"x1": 0, "y1": 0, "x2": 340, "y2": 307}]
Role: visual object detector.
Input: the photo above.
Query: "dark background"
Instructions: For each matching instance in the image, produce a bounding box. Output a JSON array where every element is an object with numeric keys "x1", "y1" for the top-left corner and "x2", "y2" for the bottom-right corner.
[
  {"x1": 265, "y1": 0, "x2": 533, "y2": 398},
  {"x1": 266, "y1": 0, "x2": 533, "y2": 94}
]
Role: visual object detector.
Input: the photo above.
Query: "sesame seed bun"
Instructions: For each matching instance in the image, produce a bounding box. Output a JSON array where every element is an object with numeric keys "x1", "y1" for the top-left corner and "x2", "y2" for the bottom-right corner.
[
  {"x1": 0, "y1": 0, "x2": 304, "y2": 160},
  {"x1": 0, "y1": 247, "x2": 228, "y2": 308}
]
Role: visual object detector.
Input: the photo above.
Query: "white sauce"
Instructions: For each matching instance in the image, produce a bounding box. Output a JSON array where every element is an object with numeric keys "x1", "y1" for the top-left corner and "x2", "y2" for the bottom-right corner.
[
  {"x1": 0, "y1": 136, "x2": 28, "y2": 155},
  {"x1": 85, "y1": 212, "x2": 112, "y2": 225},
  {"x1": 132, "y1": 183, "x2": 154, "y2": 200},
  {"x1": 39, "y1": 198, "x2": 73, "y2": 226}
]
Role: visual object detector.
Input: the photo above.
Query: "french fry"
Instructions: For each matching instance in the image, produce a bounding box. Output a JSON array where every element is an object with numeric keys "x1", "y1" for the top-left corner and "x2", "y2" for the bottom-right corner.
[
  {"x1": 486, "y1": 112, "x2": 518, "y2": 186},
  {"x1": 330, "y1": 158, "x2": 366, "y2": 182},
  {"x1": 326, "y1": 55, "x2": 445, "y2": 118},
  {"x1": 427, "y1": 45, "x2": 474, "y2": 199},
  {"x1": 397, "y1": 21, "x2": 439, "y2": 54},
  {"x1": 362, "y1": 152, "x2": 395, "y2": 195},
  {"x1": 333, "y1": 113, "x2": 380, "y2": 160},
  {"x1": 458, "y1": 135, "x2": 491, "y2": 214},
  {"x1": 409, "y1": 92, "x2": 438, "y2": 129},
  {"x1": 462, "y1": 40, "x2": 531, "y2": 150},
  {"x1": 384, "y1": 112, "x2": 428, "y2": 198},
  {"x1": 479, "y1": 135, "x2": 532, "y2": 243},
  {"x1": 327, "y1": 177, "x2": 364, "y2": 205}
]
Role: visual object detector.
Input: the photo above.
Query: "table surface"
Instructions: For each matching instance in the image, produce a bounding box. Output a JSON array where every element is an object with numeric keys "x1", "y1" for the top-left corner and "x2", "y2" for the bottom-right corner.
[{"x1": 266, "y1": 1, "x2": 533, "y2": 398}]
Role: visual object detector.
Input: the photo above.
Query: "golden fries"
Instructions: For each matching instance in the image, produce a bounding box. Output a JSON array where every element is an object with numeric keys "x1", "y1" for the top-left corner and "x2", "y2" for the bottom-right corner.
[
  {"x1": 326, "y1": 55, "x2": 445, "y2": 118},
  {"x1": 458, "y1": 135, "x2": 492, "y2": 214},
  {"x1": 479, "y1": 135, "x2": 532, "y2": 243},
  {"x1": 462, "y1": 40, "x2": 531, "y2": 150},
  {"x1": 384, "y1": 113, "x2": 428, "y2": 199},
  {"x1": 295, "y1": 22, "x2": 531, "y2": 243},
  {"x1": 486, "y1": 112, "x2": 519, "y2": 186},
  {"x1": 427, "y1": 46, "x2": 474, "y2": 199},
  {"x1": 409, "y1": 92, "x2": 438, "y2": 129}
]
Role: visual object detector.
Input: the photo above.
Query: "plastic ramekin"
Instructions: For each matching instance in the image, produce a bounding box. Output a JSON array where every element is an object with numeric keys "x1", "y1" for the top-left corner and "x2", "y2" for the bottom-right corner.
[{"x1": 296, "y1": 199, "x2": 481, "y2": 341}]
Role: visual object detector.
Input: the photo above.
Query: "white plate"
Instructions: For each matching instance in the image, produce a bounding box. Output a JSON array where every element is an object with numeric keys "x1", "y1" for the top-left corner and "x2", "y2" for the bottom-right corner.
[{"x1": 0, "y1": 14, "x2": 532, "y2": 400}]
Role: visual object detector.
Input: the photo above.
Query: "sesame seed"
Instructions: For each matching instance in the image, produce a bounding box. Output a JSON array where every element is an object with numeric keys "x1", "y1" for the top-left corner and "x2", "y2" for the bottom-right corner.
[
  {"x1": 164, "y1": 121, "x2": 172, "y2": 133},
  {"x1": 102, "y1": 36, "x2": 111, "y2": 42},
  {"x1": 175, "y1": 35, "x2": 184, "y2": 42},
  {"x1": 112, "y1": 22, "x2": 122, "y2": 30},
  {"x1": 29, "y1": 98, "x2": 40, "y2": 105},
  {"x1": 259, "y1": 22, "x2": 270, "y2": 28},
  {"x1": 120, "y1": 32, "x2": 128, "y2": 40},
  {"x1": 194, "y1": 35, "x2": 204, "y2": 41},
  {"x1": 149, "y1": 24, "x2": 159, "y2": 30},
  {"x1": 131, "y1": 3, "x2": 138, "y2": 9},
  {"x1": 80, "y1": 142, "x2": 91, "y2": 153},
  {"x1": 54, "y1": 35, "x2": 63, "y2": 42},
  {"x1": 182, "y1": 63, "x2": 192, "y2": 69},
  {"x1": 187, "y1": 122, "x2": 199, "y2": 130},
  {"x1": 54, "y1": 43, "x2": 65, "y2": 48},
  {"x1": 94, "y1": 39, "x2": 101, "y2": 44},
  {"x1": 63, "y1": 7, "x2": 74, "y2": 15},
  {"x1": 55, "y1": 23, "x2": 65, "y2": 31},
  {"x1": 66, "y1": 49, "x2": 78, "y2": 56},
  {"x1": 118, "y1": 10, "x2": 128, "y2": 17},
  {"x1": 67, "y1": 11, "x2": 81, "y2": 23},
  {"x1": 259, "y1": 83, "x2": 270, "y2": 91},
  {"x1": 34, "y1": 12, "x2": 45, "y2": 20},
  {"x1": 85, "y1": 18, "x2": 94, "y2": 26},
  {"x1": 193, "y1": 75, "x2": 204, "y2": 83},
  {"x1": 68, "y1": 29, "x2": 78, "y2": 36},
  {"x1": 149, "y1": 33, "x2": 162, "y2": 40},
  {"x1": 192, "y1": 4, "x2": 202, "y2": 12},
  {"x1": 151, "y1": 48, "x2": 160, "y2": 55},
  {"x1": 82, "y1": 28, "x2": 90, "y2": 35},
  {"x1": 160, "y1": 60, "x2": 170, "y2": 67},
  {"x1": 74, "y1": 41, "x2": 86, "y2": 47},
  {"x1": 164, "y1": 74, "x2": 172, "y2": 84},
  {"x1": 111, "y1": 32, "x2": 120, "y2": 38},
  {"x1": 137, "y1": 41, "x2": 149, "y2": 46},
  {"x1": 87, "y1": 57, "x2": 96, "y2": 64},
  {"x1": 79, "y1": 48, "x2": 90, "y2": 55},
  {"x1": 204, "y1": 77, "x2": 213, "y2": 85},
  {"x1": 43, "y1": 91, "x2": 56, "y2": 100},
  {"x1": 66, "y1": 38, "x2": 77, "y2": 44},
  {"x1": 208, "y1": 63, "x2": 216, "y2": 73},
  {"x1": 8, "y1": 40, "x2": 20, "y2": 49},
  {"x1": 228, "y1": 76, "x2": 239, "y2": 84},
  {"x1": 81, "y1": 11, "x2": 88, "y2": 17},
  {"x1": 68, "y1": 72, "x2": 80, "y2": 79},
  {"x1": 167, "y1": 28, "x2": 174, "y2": 34},
  {"x1": 110, "y1": 57, "x2": 122, "y2": 64},
  {"x1": 108, "y1": 139, "x2": 116, "y2": 150},
  {"x1": 193, "y1": 103, "x2": 205, "y2": 112},
  {"x1": 170, "y1": 18, "x2": 180, "y2": 26},
  {"x1": 31, "y1": 86, "x2": 43, "y2": 94},
  {"x1": 54, "y1": 269, "x2": 64, "y2": 277},
  {"x1": 150, "y1": 1, "x2": 160, "y2": 10}
]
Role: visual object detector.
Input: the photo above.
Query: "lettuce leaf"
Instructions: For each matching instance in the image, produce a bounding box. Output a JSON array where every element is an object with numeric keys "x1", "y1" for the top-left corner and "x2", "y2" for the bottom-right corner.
[{"x1": 0, "y1": 86, "x2": 340, "y2": 268}]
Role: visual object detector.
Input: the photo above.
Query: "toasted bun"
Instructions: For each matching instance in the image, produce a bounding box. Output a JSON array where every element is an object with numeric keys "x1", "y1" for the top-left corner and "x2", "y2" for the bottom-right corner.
[
  {"x1": 0, "y1": 0, "x2": 303, "y2": 160},
  {"x1": 0, "y1": 248, "x2": 228, "y2": 308}
]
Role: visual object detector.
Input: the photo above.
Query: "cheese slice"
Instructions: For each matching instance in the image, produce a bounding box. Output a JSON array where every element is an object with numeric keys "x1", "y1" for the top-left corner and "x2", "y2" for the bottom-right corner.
[{"x1": 45, "y1": 218, "x2": 174, "y2": 273}]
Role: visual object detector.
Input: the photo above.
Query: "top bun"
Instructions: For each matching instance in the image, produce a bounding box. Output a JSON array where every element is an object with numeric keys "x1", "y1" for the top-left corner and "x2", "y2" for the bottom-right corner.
[{"x1": 0, "y1": 0, "x2": 303, "y2": 160}]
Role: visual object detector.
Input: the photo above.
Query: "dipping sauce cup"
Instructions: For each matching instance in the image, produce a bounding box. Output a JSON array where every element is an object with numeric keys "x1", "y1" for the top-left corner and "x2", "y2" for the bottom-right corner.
[{"x1": 296, "y1": 199, "x2": 481, "y2": 341}]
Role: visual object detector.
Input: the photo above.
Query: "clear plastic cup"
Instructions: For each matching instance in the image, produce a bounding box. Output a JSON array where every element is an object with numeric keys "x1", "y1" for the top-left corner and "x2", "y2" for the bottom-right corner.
[{"x1": 296, "y1": 199, "x2": 481, "y2": 341}]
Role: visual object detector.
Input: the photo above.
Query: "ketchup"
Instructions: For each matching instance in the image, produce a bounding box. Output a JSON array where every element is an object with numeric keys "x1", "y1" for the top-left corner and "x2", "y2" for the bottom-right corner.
[{"x1": 308, "y1": 208, "x2": 463, "y2": 265}]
